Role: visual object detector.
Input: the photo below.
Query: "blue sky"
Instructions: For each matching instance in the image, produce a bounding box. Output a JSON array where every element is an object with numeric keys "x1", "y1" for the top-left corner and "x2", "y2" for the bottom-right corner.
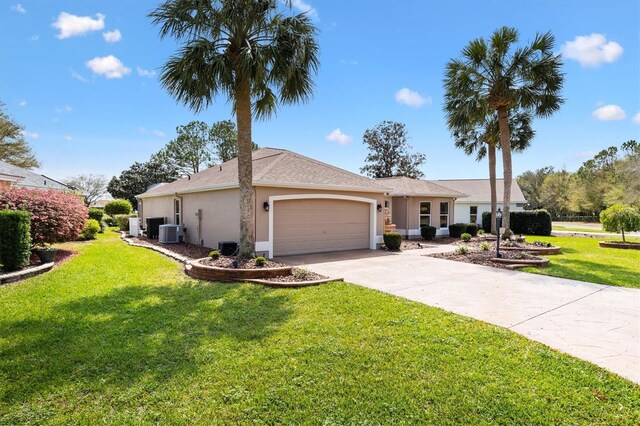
[{"x1": 1, "y1": 0, "x2": 639, "y2": 182}]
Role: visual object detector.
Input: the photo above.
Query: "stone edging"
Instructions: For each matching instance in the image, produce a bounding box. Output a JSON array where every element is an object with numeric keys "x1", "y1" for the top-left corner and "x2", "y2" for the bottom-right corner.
[
  {"x1": 233, "y1": 277, "x2": 343, "y2": 288},
  {"x1": 121, "y1": 233, "x2": 190, "y2": 264},
  {"x1": 491, "y1": 257, "x2": 549, "y2": 267},
  {"x1": 0, "y1": 262, "x2": 54, "y2": 285},
  {"x1": 598, "y1": 241, "x2": 640, "y2": 250},
  {"x1": 499, "y1": 246, "x2": 561, "y2": 255},
  {"x1": 186, "y1": 260, "x2": 292, "y2": 282}
]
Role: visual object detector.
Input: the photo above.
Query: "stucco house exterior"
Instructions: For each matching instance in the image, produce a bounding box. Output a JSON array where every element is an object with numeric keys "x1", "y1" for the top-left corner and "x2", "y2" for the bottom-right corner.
[
  {"x1": 0, "y1": 160, "x2": 71, "y2": 191},
  {"x1": 138, "y1": 148, "x2": 394, "y2": 258},
  {"x1": 376, "y1": 176, "x2": 467, "y2": 238},
  {"x1": 436, "y1": 179, "x2": 527, "y2": 225}
]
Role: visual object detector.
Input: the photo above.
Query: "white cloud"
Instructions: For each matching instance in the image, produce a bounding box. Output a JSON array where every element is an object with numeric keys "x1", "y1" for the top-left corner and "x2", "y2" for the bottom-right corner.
[
  {"x1": 63, "y1": 135, "x2": 73, "y2": 141},
  {"x1": 138, "y1": 127, "x2": 147, "y2": 134},
  {"x1": 21, "y1": 130, "x2": 39, "y2": 139},
  {"x1": 137, "y1": 66, "x2": 156, "y2": 78},
  {"x1": 633, "y1": 112, "x2": 640, "y2": 124},
  {"x1": 55, "y1": 105, "x2": 72, "y2": 113},
  {"x1": 86, "y1": 55, "x2": 131, "y2": 79},
  {"x1": 395, "y1": 88, "x2": 431, "y2": 107},
  {"x1": 153, "y1": 130, "x2": 166, "y2": 138},
  {"x1": 592, "y1": 104, "x2": 626, "y2": 121},
  {"x1": 29, "y1": 34, "x2": 39, "y2": 41},
  {"x1": 571, "y1": 150, "x2": 597, "y2": 160},
  {"x1": 70, "y1": 69, "x2": 89, "y2": 82},
  {"x1": 19, "y1": 100, "x2": 27, "y2": 107},
  {"x1": 326, "y1": 128, "x2": 352, "y2": 145},
  {"x1": 562, "y1": 34, "x2": 623, "y2": 67},
  {"x1": 11, "y1": 3, "x2": 26, "y2": 13},
  {"x1": 53, "y1": 12, "x2": 105, "y2": 39},
  {"x1": 340, "y1": 59, "x2": 358, "y2": 65},
  {"x1": 103, "y1": 29, "x2": 122, "y2": 43},
  {"x1": 290, "y1": 0, "x2": 318, "y2": 19}
]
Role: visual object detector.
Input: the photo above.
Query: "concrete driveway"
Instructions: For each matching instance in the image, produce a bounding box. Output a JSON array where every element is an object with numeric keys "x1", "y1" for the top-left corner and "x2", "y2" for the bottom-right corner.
[{"x1": 279, "y1": 247, "x2": 640, "y2": 384}]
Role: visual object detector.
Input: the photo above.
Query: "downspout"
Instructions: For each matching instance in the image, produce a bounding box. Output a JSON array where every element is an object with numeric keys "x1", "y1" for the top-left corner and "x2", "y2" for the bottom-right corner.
[{"x1": 405, "y1": 195, "x2": 409, "y2": 240}]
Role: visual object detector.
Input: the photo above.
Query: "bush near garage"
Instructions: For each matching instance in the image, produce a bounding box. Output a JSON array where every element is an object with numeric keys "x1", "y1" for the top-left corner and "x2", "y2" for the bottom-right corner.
[
  {"x1": 383, "y1": 232, "x2": 402, "y2": 251},
  {"x1": 420, "y1": 225, "x2": 437, "y2": 240}
]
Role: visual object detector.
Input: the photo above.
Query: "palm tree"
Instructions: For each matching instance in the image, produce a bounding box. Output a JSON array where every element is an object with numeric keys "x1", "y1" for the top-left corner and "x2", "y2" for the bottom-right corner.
[
  {"x1": 444, "y1": 26, "x2": 563, "y2": 231},
  {"x1": 452, "y1": 111, "x2": 534, "y2": 233},
  {"x1": 150, "y1": 0, "x2": 319, "y2": 258}
]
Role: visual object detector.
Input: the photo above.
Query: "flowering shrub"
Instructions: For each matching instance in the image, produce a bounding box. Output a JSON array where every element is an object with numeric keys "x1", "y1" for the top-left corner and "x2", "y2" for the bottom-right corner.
[{"x1": 0, "y1": 187, "x2": 88, "y2": 245}]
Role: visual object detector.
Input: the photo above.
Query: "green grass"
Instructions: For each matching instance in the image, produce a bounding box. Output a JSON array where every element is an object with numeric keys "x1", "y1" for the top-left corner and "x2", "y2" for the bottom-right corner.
[
  {"x1": 552, "y1": 225, "x2": 607, "y2": 233},
  {"x1": 523, "y1": 235, "x2": 640, "y2": 288},
  {"x1": 1, "y1": 231, "x2": 638, "y2": 424}
]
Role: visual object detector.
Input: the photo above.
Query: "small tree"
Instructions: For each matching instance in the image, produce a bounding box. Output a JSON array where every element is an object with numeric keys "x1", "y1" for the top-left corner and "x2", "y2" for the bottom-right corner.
[
  {"x1": 360, "y1": 121, "x2": 426, "y2": 179},
  {"x1": 599, "y1": 204, "x2": 640, "y2": 243},
  {"x1": 104, "y1": 199, "x2": 133, "y2": 216},
  {"x1": 0, "y1": 102, "x2": 40, "y2": 169},
  {"x1": 153, "y1": 120, "x2": 213, "y2": 175},
  {"x1": 63, "y1": 174, "x2": 108, "y2": 206},
  {"x1": 209, "y1": 120, "x2": 258, "y2": 163},
  {"x1": 108, "y1": 158, "x2": 180, "y2": 209}
]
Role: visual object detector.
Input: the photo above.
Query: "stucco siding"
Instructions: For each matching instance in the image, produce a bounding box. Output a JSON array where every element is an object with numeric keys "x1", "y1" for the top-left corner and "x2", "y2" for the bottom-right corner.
[
  {"x1": 391, "y1": 196, "x2": 457, "y2": 237},
  {"x1": 181, "y1": 189, "x2": 240, "y2": 247},
  {"x1": 139, "y1": 197, "x2": 174, "y2": 224}
]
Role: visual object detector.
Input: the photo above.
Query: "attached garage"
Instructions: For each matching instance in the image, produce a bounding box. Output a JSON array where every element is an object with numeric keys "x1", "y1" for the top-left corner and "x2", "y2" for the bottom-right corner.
[{"x1": 272, "y1": 198, "x2": 372, "y2": 256}]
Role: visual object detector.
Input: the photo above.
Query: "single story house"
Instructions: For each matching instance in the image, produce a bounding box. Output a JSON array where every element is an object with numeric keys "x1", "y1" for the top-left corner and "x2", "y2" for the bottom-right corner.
[
  {"x1": 436, "y1": 179, "x2": 527, "y2": 224},
  {"x1": 376, "y1": 176, "x2": 467, "y2": 238},
  {"x1": 0, "y1": 160, "x2": 71, "y2": 191},
  {"x1": 138, "y1": 148, "x2": 394, "y2": 258}
]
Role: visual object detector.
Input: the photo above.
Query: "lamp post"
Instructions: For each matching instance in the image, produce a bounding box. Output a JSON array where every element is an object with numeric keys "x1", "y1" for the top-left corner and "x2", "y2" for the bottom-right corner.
[{"x1": 496, "y1": 208, "x2": 503, "y2": 258}]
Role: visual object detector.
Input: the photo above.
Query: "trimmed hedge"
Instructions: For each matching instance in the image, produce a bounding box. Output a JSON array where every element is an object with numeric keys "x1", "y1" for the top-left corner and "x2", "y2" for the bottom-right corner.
[
  {"x1": 0, "y1": 210, "x2": 31, "y2": 272},
  {"x1": 466, "y1": 223, "x2": 479, "y2": 237},
  {"x1": 420, "y1": 225, "x2": 437, "y2": 240},
  {"x1": 448, "y1": 223, "x2": 467, "y2": 238},
  {"x1": 481, "y1": 210, "x2": 552, "y2": 236},
  {"x1": 383, "y1": 232, "x2": 402, "y2": 251},
  {"x1": 104, "y1": 199, "x2": 133, "y2": 216},
  {"x1": 88, "y1": 208, "x2": 104, "y2": 222}
]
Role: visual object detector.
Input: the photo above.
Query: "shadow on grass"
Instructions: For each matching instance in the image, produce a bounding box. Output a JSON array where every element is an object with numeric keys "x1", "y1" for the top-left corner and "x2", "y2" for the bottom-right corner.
[{"x1": 0, "y1": 281, "x2": 292, "y2": 404}]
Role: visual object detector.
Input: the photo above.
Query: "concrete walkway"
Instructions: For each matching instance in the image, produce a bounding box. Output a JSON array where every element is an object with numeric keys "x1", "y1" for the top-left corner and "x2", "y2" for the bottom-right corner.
[{"x1": 279, "y1": 247, "x2": 640, "y2": 384}]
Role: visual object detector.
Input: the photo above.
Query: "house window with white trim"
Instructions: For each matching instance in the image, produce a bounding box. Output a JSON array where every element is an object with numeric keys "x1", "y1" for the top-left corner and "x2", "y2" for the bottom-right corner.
[
  {"x1": 470, "y1": 206, "x2": 478, "y2": 224},
  {"x1": 419, "y1": 201, "x2": 431, "y2": 227},
  {"x1": 174, "y1": 199, "x2": 181, "y2": 225},
  {"x1": 439, "y1": 202, "x2": 449, "y2": 228}
]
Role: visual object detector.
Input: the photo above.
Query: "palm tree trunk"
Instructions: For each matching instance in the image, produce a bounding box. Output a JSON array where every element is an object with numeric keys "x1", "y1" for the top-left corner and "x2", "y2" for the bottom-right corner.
[
  {"x1": 235, "y1": 77, "x2": 255, "y2": 258},
  {"x1": 488, "y1": 142, "x2": 497, "y2": 234},
  {"x1": 497, "y1": 106, "x2": 512, "y2": 231}
]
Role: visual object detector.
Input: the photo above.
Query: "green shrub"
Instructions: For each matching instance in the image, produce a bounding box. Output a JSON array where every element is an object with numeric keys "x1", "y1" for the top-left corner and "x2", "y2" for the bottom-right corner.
[
  {"x1": 480, "y1": 241, "x2": 490, "y2": 251},
  {"x1": 482, "y1": 210, "x2": 552, "y2": 236},
  {"x1": 255, "y1": 256, "x2": 267, "y2": 267},
  {"x1": 383, "y1": 232, "x2": 402, "y2": 251},
  {"x1": 104, "y1": 199, "x2": 133, "y2": 216},
  {"x1": 103, "y1": 214, "x2": 117, "y2": 227},
  {"x1": 209, "y1": 250, "x2": 220, "y2": 260},
  {"x1": 114, "y1": 214, "x2": 137, "y2": 231},
  {"x1": 461, "y1": 233, "x2": 472, "y2": 242},
  {"x1": 482, "y1": 211, "x2": 492, "y2": 233},
  {"x1": 420, "y1": 225, "x2": 437, "y2": 240},
  {"x1": 99, "y1": 220, "x2": 108, "y2": 233},
  {"x1": 294, "y1": 267, "x2": 312, "y2": 280},
  {"x1": 88, "y1": 208, "x2": 104, "y2": 222},
  {"x1": 465, "y1": 223, "x2": 479, "y2": 236},
  {"x1": 448, "y1": 223, "x2": 467, "y2": 238},
  {"x1": 600, "y1": 204, "x2": 640, "y2": 243},
  {"x1": 478, "y1": 229, "x2": 485, "y2": 235},
  {"x1": 0, "y1": 210, "x2": 32, "y2": 271},
  {"x1": 455, "y1": 245, "x2": 469, "y2": 255},
  {"x1": 80, "y1": 219, "x2": 101, "y2": 240}
]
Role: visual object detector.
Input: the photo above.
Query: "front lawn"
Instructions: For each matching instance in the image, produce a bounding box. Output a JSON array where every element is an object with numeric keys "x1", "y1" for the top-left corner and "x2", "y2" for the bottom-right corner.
[
  {"x1": 523, "y1": 235, "x2": 640, "y2": 288},
  {"x1": 1, "y1": 231, "x2": 638, "y2": 424}
]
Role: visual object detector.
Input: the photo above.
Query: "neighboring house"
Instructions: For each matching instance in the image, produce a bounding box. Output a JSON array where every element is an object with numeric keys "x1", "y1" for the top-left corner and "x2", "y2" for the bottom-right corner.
[
  {"x1": 90, "y1": 199, "x2": 113, "y2": 209},
  {"x1": 0, "y1": 160, "x2": 71, "y2": 191},
  {"x1": 436, "y1": 179, "x2": 527, "y2": 225},
  {"x1": 376, "y1": 177, "x2": 467, "y2": 238},
  {"x1": 138, "y1": 148, "x2": 392, "y2": 258}
]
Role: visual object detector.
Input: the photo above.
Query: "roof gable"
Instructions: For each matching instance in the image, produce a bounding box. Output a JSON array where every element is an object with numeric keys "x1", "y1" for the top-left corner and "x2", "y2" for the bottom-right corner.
[
  {"x1": 0, "y1": 160, "x2": 70, "y2": 191},
  {"x1": 376, "y1": 176, "x2": 467, "y2": 198},
  {"x1": 436, "y1": 179, "x2": 527, "y2": 203}
]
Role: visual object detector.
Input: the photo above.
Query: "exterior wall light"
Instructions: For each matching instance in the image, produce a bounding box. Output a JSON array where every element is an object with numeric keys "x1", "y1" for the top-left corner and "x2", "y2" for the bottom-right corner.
[
  {"x1": 263, "y1": 201, "x2": 270, "y2": 212},
  {"x1": 496, "y1": 208, "x2": 503, "y2": 258},
  {"x1": 377, "y1": 203, "x2": 383, "y2": 212}
]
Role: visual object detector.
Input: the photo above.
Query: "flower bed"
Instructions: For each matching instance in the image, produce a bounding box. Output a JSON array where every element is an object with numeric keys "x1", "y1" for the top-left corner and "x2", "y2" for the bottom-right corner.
[
  {"x1": 598, "y1": 241, "x2": 640, "y2": 250},
  {"x1": 186, "y1": 258, "x2": 292, "y2": 281}
]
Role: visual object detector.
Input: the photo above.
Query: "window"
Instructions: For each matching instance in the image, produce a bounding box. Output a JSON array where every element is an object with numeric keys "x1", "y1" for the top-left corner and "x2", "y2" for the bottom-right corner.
[
  {"x1": 470, "y1": 206, "x2": 478, "y2": 224},
  {"x1": 419, "y1": 201, "x2": 431, "y2": 227},
  {"x1": 439, "y1": 202, "x2": 449, "y2": 228},
  {"x1": 174, "y1": 199, "x2": 181, "y2": 225}
]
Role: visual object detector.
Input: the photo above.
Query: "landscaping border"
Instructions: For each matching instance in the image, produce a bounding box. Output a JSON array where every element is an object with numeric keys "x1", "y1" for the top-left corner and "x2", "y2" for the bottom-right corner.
[
  {"x1": 186, "y1": 259, "x2": 292, "y2": 281},
  {"x1": 598, "y1": 241, "x2": 640, "y2": 250},
  {"x1": 500, "y1": 245, "x2": 561, "y2": 255},
  {"x1": 121, "y1": 232, "x2": 190, "y2": 263},
  {"x1": 0, "y1": 262, "x2": 54, "y2": 285},
  {"x1": 234, "y1": 277, "x2": 342, "y2": 288},
  {"x1": 491, "y1": 257, "x2": 549, "y2": 268}
]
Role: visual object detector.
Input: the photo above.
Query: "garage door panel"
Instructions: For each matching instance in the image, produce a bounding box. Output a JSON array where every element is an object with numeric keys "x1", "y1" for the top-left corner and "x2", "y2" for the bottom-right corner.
[{"x1": 274, "y1": 199, "x2": 370, "y2": 256}]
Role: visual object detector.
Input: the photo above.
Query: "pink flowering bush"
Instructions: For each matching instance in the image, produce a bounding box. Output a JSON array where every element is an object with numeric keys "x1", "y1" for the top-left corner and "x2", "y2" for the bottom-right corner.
[{"x1": 0, "y1": 187, "x2": 88, "y2": 246}]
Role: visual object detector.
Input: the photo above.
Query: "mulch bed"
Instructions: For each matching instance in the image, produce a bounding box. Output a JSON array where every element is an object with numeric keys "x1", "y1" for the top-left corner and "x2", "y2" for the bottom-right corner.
[
  {"x1": 130, "y1": 236, "x2": 212, "y2": 260},
  {"x1": 200, "y1": 257, "x2": 288, "y2": 269},
  {"x1": 28, "y1": 249, "x2": 77, "y2": 268},
  {"x1": 381, "y1": 241, "x2": 437, "y2": 251},
  {"x1": 261, "y1": 268, "x2": 328, "y2": 283}
]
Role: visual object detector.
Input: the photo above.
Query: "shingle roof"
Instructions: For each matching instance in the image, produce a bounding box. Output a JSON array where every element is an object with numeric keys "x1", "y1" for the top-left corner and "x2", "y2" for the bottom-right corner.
[
  {"x1": 436, "y1": 179, "x2": 527, "y2": 203},
  {"x1": 376, "y1": 176, "x2": 467, "y2": 198},
  {"x1": 0, "y1": 160, "x2": 71, "y2": 191},
  {"x1": 138, "y1": 148, "x2": 390, "y2": 197}
]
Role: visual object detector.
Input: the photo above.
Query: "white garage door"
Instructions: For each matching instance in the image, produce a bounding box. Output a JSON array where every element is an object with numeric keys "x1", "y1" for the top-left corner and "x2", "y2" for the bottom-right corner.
[{"x1": 273, "y1": 199, "x2": 370, "y2": 256}]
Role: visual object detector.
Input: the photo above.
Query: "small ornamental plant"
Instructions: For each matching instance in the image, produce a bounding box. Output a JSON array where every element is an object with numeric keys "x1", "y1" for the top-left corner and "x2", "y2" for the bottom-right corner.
[
  {"x1": 294, "y1": 267, "x2": 312, "y2": 280},
  {"x1": 80, "y1": 219, "x2": 101, "y2": 240},
  {"x1": 461, "y1": 233, "x2": 472, "y2": 242},
  {"x1": 455, "y1": 245, "x2": 469, "y2": 255},
  {"x1": 255, "y1": 256, "x2": 267, "y2": 267},
  {"x1": 209, "y1": 250, "x2": 220, "y2": 260},
  {"x1": 600, "y1": 204, "x2": 640, "y2": 243},
  {"x1": 383, "y1": 232, "x2": 402, "y2": 251},
  {"x1": 480, "y1": 241, "x2": 490, "y2": 251}
]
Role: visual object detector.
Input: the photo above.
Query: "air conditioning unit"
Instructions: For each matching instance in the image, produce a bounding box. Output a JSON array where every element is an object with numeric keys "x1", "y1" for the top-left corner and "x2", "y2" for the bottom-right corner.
[
  {"x1": 129, "y1": 217, "x2": 141, "y2": 237},
  {"x1": 159, "y1": 224, "x2": 181, "y2": 244}
]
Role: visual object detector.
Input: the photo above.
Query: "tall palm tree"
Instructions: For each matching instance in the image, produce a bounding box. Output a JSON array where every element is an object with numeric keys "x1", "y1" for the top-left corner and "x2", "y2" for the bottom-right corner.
[
  {"x1": 452, "y1": 111, "x2": 534, "y2": 233},
  {"x1": 150, "y1": 0, "x2": 319, "y2": 257},
  {"x1": 444, "y1": 26, "x2": 563, "y2": 231}
]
